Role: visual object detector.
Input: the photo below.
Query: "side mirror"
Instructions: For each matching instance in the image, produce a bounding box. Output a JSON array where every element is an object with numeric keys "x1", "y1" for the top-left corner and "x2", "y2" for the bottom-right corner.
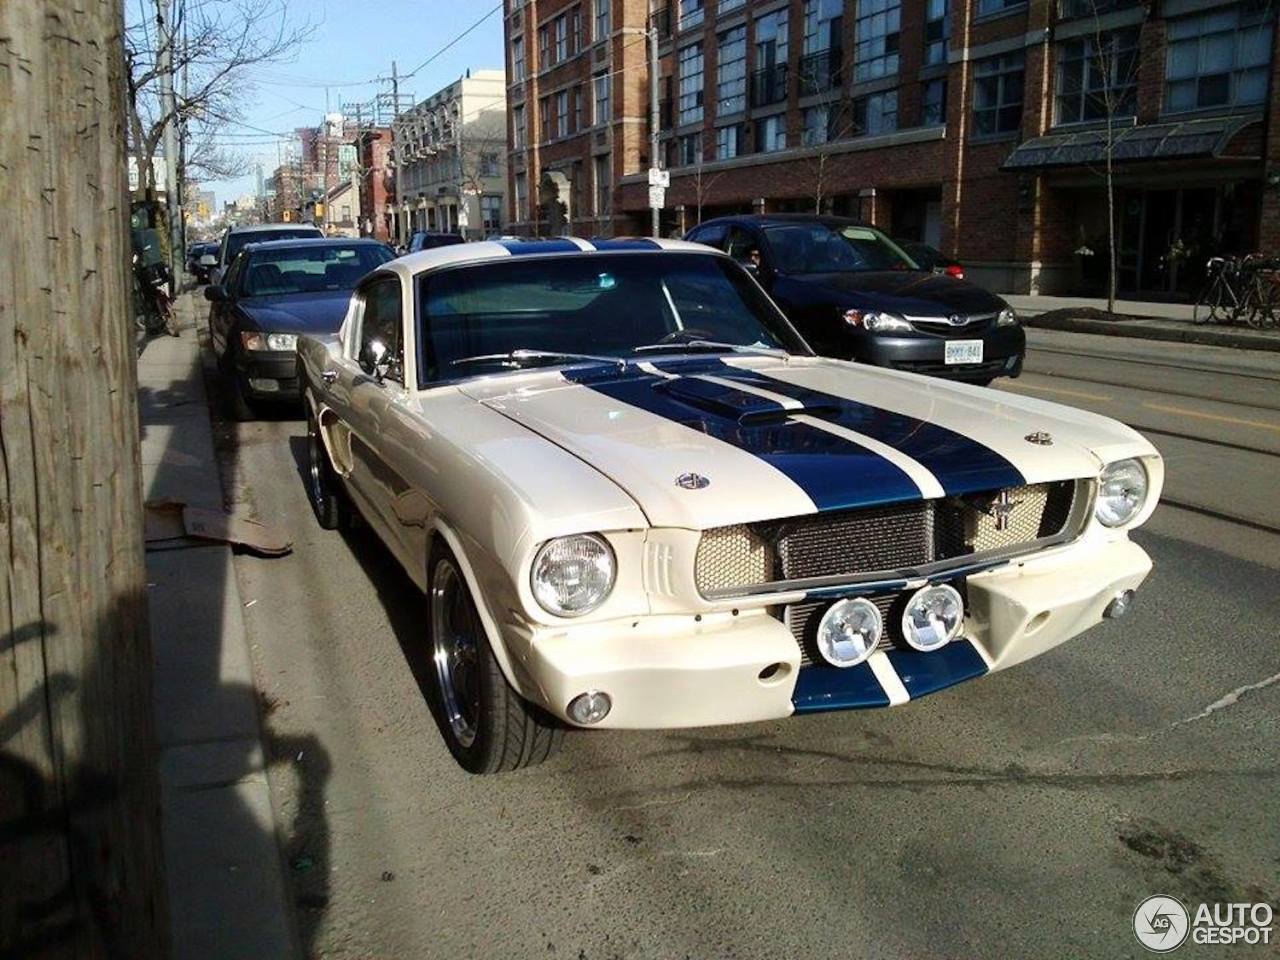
[
  {"x1": 204, "y1": 284, "x2": 229, "y2": 302},
  {"x1": 209, "y1": 268, "x2": 224, "y2": 286},
  {"x1": 362, "y1": 339, "x2": 394, "y2": 382}
]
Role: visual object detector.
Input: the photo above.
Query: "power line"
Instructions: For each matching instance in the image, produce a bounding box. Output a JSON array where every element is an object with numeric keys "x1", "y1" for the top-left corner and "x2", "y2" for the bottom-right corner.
[{"x1": 401, "y1": 2, "x2": 503, "y2": 80}]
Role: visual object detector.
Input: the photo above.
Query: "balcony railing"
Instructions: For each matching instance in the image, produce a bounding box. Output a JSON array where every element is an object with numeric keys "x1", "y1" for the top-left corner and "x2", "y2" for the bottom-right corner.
[
  {"x1": 749, "y1": 63, "x2": 788, "y2": 108},
  {"x1": 798, "y1": 49, "x2": 842, "y2": 97}
]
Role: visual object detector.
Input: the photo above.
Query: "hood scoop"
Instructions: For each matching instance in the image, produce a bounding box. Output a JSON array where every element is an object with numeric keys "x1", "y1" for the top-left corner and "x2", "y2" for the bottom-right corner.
[{"x1": 656, "y1": 374, "x2": 838, "y2": 424}]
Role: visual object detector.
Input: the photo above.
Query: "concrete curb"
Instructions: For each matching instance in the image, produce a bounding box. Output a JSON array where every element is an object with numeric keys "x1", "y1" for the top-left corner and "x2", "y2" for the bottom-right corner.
[{"x1": 1023, "y1": 314, "x2": 1280, "y2": 353}]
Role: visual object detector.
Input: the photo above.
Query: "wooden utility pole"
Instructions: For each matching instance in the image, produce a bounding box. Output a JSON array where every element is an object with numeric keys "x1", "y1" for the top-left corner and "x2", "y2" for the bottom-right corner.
[{"x1": 1, "y1": 2, "x2": 168, "y2": 957}]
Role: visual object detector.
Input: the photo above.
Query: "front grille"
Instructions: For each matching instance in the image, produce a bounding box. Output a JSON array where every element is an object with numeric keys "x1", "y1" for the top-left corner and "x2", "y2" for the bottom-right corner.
[
  {"x1": 892, "y1": 358, "x2": 1009, "y2": 377},
  {"x1": 695, "y1": 480, "x2": 1084, "y2": 598}
]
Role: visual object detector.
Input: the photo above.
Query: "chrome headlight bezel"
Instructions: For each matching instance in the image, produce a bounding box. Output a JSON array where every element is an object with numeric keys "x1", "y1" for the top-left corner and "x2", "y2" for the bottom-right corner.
[
  {"x1": 530, "y1": 533, "x2": 617, "y2": 618},
  {"x1": 1094, "y1": 458, "x2": 1149, "y2": 528}
]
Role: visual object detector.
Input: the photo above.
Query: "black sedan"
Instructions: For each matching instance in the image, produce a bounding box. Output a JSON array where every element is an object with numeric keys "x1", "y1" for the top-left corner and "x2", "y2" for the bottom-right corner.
[
  {"x1": 205, "y1": 238, "x2": 394, "y2": 418},
  {"x1": 685, "y1": 215, "x2": 1023, "y2": 385}
]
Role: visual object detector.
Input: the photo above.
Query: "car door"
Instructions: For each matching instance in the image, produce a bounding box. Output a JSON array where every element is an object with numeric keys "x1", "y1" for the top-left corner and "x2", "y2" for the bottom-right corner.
[
  {"x1": 343, "y1": 275, "x2": 419, "y2": 565},
  {"x1": 208, "y1": 254, "x2": 245, "y2": 360}
]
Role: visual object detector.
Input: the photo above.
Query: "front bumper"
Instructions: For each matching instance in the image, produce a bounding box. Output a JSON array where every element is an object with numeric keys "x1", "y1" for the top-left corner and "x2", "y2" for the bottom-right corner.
[
  {"x1": 514, "y1": 535, "x2": 1151, "y2": 729},
  {"x1": 849, "y1": 324, "x2": 1025, "y2": 381},
  {"x1": 234, "y1": 350, "x2": 300, "y2": 401}
]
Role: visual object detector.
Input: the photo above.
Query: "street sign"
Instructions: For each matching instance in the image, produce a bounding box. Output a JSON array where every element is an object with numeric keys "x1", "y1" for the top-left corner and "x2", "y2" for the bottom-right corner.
[
  {"x1": 647, "y1": 167, "x2": 670, "y2": 188},
  {"x1": 648, "y1": 185, "x2": 666, "y2": 209}
]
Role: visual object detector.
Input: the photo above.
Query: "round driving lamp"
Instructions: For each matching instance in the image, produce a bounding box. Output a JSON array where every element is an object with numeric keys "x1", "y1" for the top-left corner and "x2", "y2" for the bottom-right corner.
[
  {"x1": 530, "y1": 534, "x2": 616, "y2": 617},
  {"x1": 815, "y1": 597, "x2": 883, "y2": 668},
  {"x1": 901, "y1": 584, "x2": 965, "y2": 652},
  {"x1": 1095, "y1": 458, "x2": 1148, "y2": 528}
]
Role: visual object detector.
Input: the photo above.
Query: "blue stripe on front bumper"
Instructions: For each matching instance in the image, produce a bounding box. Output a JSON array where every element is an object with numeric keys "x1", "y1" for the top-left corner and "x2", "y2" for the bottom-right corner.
[
  {"x1": 791, "y1": 640, "x2": 988, "y2": 713},
  {"x1": 885, "y1": 639, "x2": 989, "y2": 699}
]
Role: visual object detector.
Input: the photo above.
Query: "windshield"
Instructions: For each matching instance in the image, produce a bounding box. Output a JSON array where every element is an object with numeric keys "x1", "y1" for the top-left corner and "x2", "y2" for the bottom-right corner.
[
  {"x1": 763, "y1": 223, "x2": 921, "y2": 275},
  {"x1": 227, "y1": 228, "x2": 322, "y2": 264},
  {"x1": 416, "y1": 252, "x2": 807, "y2": 384},
  {"x1": 242, "y1": 244, "x2": 393, "y2": 297}
]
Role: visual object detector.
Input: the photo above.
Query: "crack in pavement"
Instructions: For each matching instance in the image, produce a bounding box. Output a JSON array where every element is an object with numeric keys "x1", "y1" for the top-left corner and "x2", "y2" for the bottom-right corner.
[{"x1": 1173, "y1": 670, "x2": 1280, "y2": 727}]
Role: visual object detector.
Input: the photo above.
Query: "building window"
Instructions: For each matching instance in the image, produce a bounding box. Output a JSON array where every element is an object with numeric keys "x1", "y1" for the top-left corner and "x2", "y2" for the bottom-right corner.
[
  {"x1": 676, "y1": 131, "x2": 702, "y2": 166},
  {"x1": 1165, "y1": 5, "x2": 1273, "y2": 113},
  {"x1": 802, "y1": 104, "x2": 839, "y2": 145},
  {"x1": 538, "y1": 25, "x2": 549, "y2": 68},
  {"x1": 678, "y1": 43, "x2": 705, "y2": 125},
  {"x1": 679, "y1": 0, "x2": 704, "y2": 31},
  {"x1": 1056, "y1": 28, "x2": 1138, "y2": 125},
  {"x1": 573, "y1": 84, "x2": 584, "y2": 132},
  {"x1": 1059, "y1": 0, "x2": 1139, "y2": 18},
  {"x1": 480, "y1": 152, "x2": 500, "y2": 177},
  {"x1": 513, "y1": 104, "x2": 526, "y2": 149},
  {"x1": 716, "y1": 123, "x2": 744, "y2": 159},
  {"x1": 977, "y1": 0, "x2": 1025, "y2": 14},
  {"x1": 481, "y1": 194, "x2": 503, "y2": 232},
  {"x1": 539, "y1": 95, "x2": 552, "y2": 140},
  {"x1": 755, "y1": 10, "x2": 789, "y2": 68},
  {"x1": 922, "y1": 77, "x2": 946, "y2": 125},
  {"x1": 555, "y1": 89, "x2": 569, "y2": 137},
  {"x1": 717, "y1": 26, "x2": 747, "y2": 115},
  {"x1": 972, "y1": 51, "x2": 1024, "y2": 136},
  {"x1": 853, "y1": 0, "x2": 900, "y2": 82},
  {"x1": 594, "y1": 153, "x2": 611, "y2": 215},
  {"x1": 593, "y1": 71, "x2": 611, "y2": 125},
  {"x1": 924, "y1": 0, "x2": 948, "y2": 66},
  {"x1": 720, "y1": 0, "x2": 745, "y2": 12},
  {"x1": 756, "y1": 114, "x2": 786, "y2": 152},
  {"x1": 595, "y1": 0, "x2": 610, "y2": 41},
  {"x1": 554, "y1": 15, "x2": 568, "y2": 61},
  {"x1": 803, "y1": 0, "x2": 842, "y2": 54},
  {"x1": 853, "y1": 89, "x2": 898, "y2": 135},
  {"x1": 512, "y1": 35, "x2": 526, "y2": 81},
  {"x1": 514, "y1": 171, "x2": 528, "y2": 220}
]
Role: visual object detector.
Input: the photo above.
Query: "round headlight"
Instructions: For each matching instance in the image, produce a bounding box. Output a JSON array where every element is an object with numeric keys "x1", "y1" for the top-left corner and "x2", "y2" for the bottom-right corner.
[
  {"x1": 530, "y1": 534, "x2": 616, "y2": 617},
  {"x1": 996, "y1": 307, "x2": 1018, "y2": 326},
  {"x1": 1095, "y1": 458, "x2": 1148, "y2": 527},
  {"x1": 901, "y1": 584, "x2": 964, "y2": 652},
  {"x1": 815, "y1": 597, "x2": 882, "y2": 668}
]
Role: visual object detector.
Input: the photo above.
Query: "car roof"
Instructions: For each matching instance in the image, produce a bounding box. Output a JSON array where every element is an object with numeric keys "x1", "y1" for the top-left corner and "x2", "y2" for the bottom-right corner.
[
  {"x1": 694, "y1": 213, "x2": 879, "y2": 231},
  {"x1": 378, "y1": 236, "x2": 720, "y2": 280},
  {"x1": 226, "y1": 222, "x2": 323, "y2": 235},
  {"x1": 244, "y1": 237, "x2": 387, "y2": 250}
]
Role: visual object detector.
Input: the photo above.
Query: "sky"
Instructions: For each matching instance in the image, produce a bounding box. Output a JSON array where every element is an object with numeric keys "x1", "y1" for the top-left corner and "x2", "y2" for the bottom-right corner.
[{"x1": 198, "y1": 0, "x2": 505, "y2": 206}]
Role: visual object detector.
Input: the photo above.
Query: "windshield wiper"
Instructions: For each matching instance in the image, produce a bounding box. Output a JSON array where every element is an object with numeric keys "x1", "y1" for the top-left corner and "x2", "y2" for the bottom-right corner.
[
  {"x1": 450, "y1": 349, "x2": 628, "y2": 373},
  {"x1": 633, "y1": 339, "x2": 790, "y2": 359}
]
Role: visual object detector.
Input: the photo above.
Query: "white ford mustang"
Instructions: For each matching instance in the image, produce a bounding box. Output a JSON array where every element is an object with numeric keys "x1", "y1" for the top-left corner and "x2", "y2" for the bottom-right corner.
[{"x1": 297, "y1": 238, "x2": 1162, "y2": 774}]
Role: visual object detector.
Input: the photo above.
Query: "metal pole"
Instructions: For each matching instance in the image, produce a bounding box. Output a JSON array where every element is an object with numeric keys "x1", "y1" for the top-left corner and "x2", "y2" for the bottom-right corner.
[
  {"x1": 156, "y1": 0, "x2": 182, "y2": 275},
  {"x1": 648, "y1": 1, "x2": 660, "y2": 239},
  {"x1": 390, "y1": 60, "x2": 402, "y2": 244}
]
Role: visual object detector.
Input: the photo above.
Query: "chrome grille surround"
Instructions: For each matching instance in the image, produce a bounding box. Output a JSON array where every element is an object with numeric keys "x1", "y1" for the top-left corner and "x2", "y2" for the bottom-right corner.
[{"x1": 695, "y1": 479, "x2": 1091, "y2": 600}]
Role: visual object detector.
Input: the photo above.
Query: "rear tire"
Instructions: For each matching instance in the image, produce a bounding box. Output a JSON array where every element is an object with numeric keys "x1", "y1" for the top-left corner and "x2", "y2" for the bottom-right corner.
[
  {"x1": 426, "y1": 546, "x2": 565, "y2": 774},
  {"x1": 305, "y1": 401, "x2": 350, "y2": 530}
]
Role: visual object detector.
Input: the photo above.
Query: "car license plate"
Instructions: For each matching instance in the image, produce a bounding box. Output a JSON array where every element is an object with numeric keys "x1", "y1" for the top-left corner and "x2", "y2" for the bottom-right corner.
[{"x1": 945, "y1": 340, "x2": 983, "y2": 365}]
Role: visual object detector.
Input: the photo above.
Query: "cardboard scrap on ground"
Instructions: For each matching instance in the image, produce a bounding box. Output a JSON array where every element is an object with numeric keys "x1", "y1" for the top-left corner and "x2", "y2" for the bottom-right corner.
[{"x1": 144, "y1": 500, "x2": 292, "y2": 557}]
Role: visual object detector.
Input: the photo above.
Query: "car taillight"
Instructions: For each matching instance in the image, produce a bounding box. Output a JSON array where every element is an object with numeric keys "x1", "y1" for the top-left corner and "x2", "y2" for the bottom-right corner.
[{"x1": 945, "y1": 264, "x2": 965, "y2": 280}]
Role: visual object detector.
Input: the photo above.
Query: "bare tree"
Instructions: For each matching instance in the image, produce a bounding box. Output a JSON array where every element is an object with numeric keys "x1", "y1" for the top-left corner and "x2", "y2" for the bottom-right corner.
[
  {"x1": 690, "y1": 152, "x2": 726, "y2": 226},
  {"x1": 795, "y1": 99, "x2": 862, "y2": 214},
  {"x1": 124, "y1": 0, "x2": 314, "y2": 194},
  {"x1": 454, "y1": 107, "x2": 507, "y2": 237}
]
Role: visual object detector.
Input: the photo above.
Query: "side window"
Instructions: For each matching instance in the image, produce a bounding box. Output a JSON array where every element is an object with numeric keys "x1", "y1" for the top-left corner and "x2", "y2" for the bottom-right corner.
[
  {"x1": 223, "y1": 254, "x2": 245, "y2": 295},
  {"x1": 725, "y1": 227, "x2": 762, "y2": 268},
  {"x1": 357, "y1": 278, "x2": 404, "y2": 384},
  {"x1": 688, "y1": 223, "x2": 727, "y2": 248}
]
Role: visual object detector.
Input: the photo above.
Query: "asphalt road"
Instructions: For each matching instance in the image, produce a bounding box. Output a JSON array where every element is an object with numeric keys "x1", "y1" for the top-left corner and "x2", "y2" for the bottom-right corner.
[{"x1": 215, "y1": 328, "x2": 1280, "y2": 960}]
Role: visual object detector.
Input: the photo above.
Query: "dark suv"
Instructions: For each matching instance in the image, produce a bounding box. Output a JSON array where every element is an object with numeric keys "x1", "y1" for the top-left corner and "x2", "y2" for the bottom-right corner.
[{"x1": 685, "y1": 215, "x2": 1023, "y2": 384}]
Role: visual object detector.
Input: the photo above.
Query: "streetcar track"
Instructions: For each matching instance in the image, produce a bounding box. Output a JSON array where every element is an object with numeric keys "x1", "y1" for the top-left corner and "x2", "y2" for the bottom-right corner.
[
  {"x1": 1016, "y1": 367, "x2": 1280, "y2": 413},
  {"x1": 1125, "y1": 423, "x2": 1280, "y2": 459},
  {"x1": 1160, "y1": 498, "x2": 1280, "y2": 537},
  {"x1": 1027, "y1": 345, "x2": 1280, "y2": 384}
]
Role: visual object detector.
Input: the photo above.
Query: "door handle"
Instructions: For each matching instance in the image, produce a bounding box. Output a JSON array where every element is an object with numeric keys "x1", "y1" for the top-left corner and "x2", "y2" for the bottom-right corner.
[{"x1": 321, "y1": 370, "x2": 337, "y2": 385}]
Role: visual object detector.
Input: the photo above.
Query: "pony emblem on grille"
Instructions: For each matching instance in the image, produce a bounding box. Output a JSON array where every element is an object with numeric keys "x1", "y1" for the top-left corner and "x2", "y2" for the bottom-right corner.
[
  {"x1": 979, "y1": 489, "x2": 1025, "y2": 532},
  {"x1": 675, "y1": 472, "x2": 711, "y2": 490}
]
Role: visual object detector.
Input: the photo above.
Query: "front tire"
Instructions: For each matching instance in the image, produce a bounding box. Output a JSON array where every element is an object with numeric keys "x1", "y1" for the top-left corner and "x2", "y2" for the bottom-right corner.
[
  {"x1": 306, "y1": 402, "x2": 350, "y2": 530},
  {"x1": 220, "y1": 349, "x2": 257, "y2": 421},
  {"x1": 427, "y1": 547, "x2": 564, "y2": 774}
]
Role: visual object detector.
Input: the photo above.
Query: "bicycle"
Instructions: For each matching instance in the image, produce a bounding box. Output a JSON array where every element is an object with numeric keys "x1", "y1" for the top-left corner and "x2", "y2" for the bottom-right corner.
[{"x1": 1194, "y1": 255, "x2": 1278, "y2": 329}]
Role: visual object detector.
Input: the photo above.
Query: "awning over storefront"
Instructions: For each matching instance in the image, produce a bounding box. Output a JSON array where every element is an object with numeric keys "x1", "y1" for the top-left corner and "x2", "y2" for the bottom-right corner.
[{"x1": 1001, "y1": 114, "x2": 1261, "y2": 171}]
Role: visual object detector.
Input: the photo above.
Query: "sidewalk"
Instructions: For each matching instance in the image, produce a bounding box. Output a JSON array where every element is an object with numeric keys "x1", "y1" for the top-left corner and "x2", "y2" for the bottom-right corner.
[
  {"x1": 138, "y1": 295, "x2": 299, "y2": 958},
  {"x1": 1001, "y1": 294, "x2": 1280, "y2": 352}
]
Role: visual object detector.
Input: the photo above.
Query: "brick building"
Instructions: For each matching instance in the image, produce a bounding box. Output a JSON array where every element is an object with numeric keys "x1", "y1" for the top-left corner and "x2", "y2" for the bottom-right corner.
[
  {"x1": 356, "y1": 126, "x2": 394, "y2": 241},
  {"x1": 505, "y1": 0, "x2": 1279, "y2": 299}
]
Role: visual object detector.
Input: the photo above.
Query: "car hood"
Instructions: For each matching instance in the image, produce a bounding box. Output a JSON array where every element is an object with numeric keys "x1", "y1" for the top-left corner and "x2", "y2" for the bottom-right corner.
[
  {"x1": 457, "y1": 355, "x2": 1155, "y2": 530},
  {"x1": 239, "y1": 290, "x2": 353, "y2": 334},
  {"x1": 782, "y1": 270, "x2": 1004, "y2": 316}
]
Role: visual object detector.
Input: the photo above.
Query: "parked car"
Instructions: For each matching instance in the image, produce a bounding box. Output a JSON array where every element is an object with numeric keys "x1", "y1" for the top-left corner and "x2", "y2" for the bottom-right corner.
[
  {"x1": 897, "y1": 239, "x2": 965, "y2": 280},
  {"x1": 297, "y1": 237, "x2": 1162, "y2": 775},
  {"x1": 186, "y1": 241, "x2": 218, "y2": 283},
  {"x1": 211, "y1": 221, "x2": 324, "y2": 285},
  {"x1": 206, "y1": 237, "x2": 394, "y2": 419},
  {"x1": 406, "y1": 231, "x2": 466, "y2": 253},
  {"x1": 685, "y1": 215, "x2": 1023, "y2": 385}
]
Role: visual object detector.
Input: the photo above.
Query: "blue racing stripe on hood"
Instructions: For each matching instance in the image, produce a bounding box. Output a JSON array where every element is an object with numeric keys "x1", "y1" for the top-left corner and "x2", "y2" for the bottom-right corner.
[
  {"x1": 704, "y1": 364, "x2": 1025, "y2": 495},
  {"x1": 495, "y1": 238, "x2": 583, "y2": 255},
  {"x1": 562, "y1": 366, "x2": 921, "y2": 511},
  {"x1": 591, "y1": 238, "x2": 661, "y2": 250}
]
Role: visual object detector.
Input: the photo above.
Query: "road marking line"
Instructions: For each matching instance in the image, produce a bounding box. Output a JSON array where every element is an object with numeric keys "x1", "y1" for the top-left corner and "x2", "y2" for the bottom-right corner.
[
  {"x1": 1142, "y1": 402, "x2": 1280, "y2": 433},
  {"x1": 1000, "y1": 381, "x2": 1112, "y2": 401}
]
